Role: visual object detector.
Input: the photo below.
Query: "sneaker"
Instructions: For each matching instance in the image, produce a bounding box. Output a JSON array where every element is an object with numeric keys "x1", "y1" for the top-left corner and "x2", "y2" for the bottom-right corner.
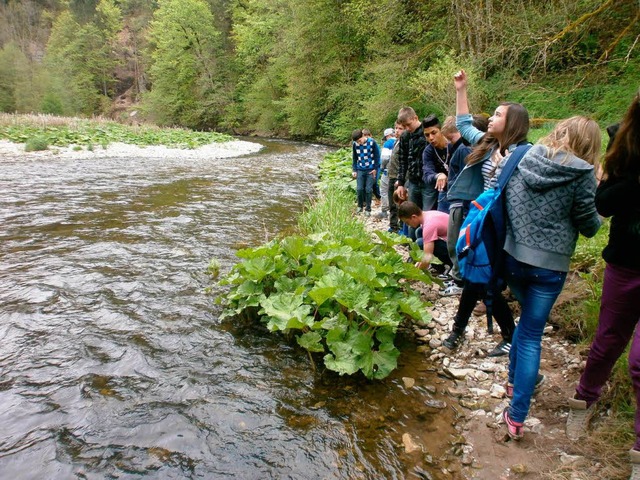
[
  {"x1": 357, "y1": 208, "x2": 363, "y2": 214},
  {"x1": 506, "y1": 373, "x2": 546, "y2": 398},
  {"x1": 629, "y1": 449, "x2": 640, "y2": 480},
  {"x1": 442, "y1": 330, "x2": 462, "y2": 351},
  {"x1": 364, "y1": 210, "x2": 371, "y2": 217},
  {"x1": 441, "y1": 284, "x2": 463, "y2": 297},
  {"x1": 487, "y1": 339, "x2": 511, "y2": 357},
  {"x1": 566, "y1": 397, "x2": 596, "y2": 440},
  {"x1": 502, "y1": 408, "x2": 524, "y2": 440}
]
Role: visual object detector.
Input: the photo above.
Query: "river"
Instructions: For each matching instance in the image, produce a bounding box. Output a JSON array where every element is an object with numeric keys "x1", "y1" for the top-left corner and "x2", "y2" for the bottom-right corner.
[{"x1": 0, "y1": 139, "x2": 459, "y2": 479}]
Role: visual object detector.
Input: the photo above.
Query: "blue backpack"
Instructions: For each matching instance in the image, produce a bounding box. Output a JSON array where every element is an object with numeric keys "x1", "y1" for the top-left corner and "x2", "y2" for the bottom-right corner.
[{"x1": 455, "y1": 144, "x2": 531, "y2": 330}]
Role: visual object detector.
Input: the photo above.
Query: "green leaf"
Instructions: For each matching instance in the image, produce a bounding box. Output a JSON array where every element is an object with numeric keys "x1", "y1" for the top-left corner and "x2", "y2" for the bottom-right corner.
[
  {"x1": 358, "y1": 347, "x2": 401, "y2": 380},
  {"x1": 398, "y1": 296, "x2": 432, "y2": 323},
  {"x1": 297, "y1": 331, "x2": 325, "y2": 353},
  {"x1": 307, "y1": 285, "x2": 337, "y2": 307},
  {"x1": 280, "y1": 236, "x2": 313, "y2": 261},
  {"x1": 323, "y1": 342, "x2": 359, "y2": 376},
  {"x1": 274, "y1": 276, "x2": 309, "y2": 295},
  {"x1": 259, "y1": 293, "x2": 313, "y2": 331}
]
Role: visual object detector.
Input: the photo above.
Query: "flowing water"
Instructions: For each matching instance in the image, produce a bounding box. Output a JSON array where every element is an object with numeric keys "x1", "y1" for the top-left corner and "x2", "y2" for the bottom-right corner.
[{"x1": 0, "y1": 139, "x2": 459, "y2": 479}]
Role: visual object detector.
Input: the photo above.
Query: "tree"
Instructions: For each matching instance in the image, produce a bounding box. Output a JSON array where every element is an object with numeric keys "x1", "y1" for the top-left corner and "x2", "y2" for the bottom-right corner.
[{"x1": 145, "y1": 0, "x2": 228, "y2": 128}]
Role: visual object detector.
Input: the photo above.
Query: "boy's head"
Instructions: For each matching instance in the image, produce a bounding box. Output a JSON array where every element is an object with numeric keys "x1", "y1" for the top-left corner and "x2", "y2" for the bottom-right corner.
[
  {"x1": 441, "y1": 116, "x2": 460, "y2": 143},
  {"x1": 362, "y1": 128, "x2": 372, "y2": 137},
  {"x1": 422, "y1": 114, "x2": 447, "y2": 148},
  {"x1": 397, "y1": 201, "x2": 422, "y2": 228},
  {"x1": 394, "y1": 121, "x2": 406, "y2": 138},
  {"x1": 397, "y1": 107, "x2": 420, "y2": 132},
  {"x1": 351, "y1": 128, "x2": 366, "y2": 145},
  {"x1": 383, "y1": 128, "x2": 394, "y2": 139}
]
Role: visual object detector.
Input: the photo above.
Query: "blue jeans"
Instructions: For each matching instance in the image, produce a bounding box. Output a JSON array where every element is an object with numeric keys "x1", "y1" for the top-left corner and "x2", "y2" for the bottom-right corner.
[
  {"x1": 356, "y1": 170, "x2": 375, "y2": 211},
  {"x1": 505, "y1": 253, "x2": 567, "y2": 423}
]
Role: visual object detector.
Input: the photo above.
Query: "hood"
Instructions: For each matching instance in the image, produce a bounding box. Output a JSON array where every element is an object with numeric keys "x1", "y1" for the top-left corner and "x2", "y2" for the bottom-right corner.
[{"x1": 516, "y1": 144, "x2": 594, "y2": 192}]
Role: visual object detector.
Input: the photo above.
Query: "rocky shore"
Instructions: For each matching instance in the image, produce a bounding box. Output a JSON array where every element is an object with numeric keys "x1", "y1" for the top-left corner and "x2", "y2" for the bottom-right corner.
[
  {"x1": 362, "y1": 213, "x2": 619, "y2": 480},
  {"x1": 0, "y1": 138, "x2": 263, "y2": 161}
]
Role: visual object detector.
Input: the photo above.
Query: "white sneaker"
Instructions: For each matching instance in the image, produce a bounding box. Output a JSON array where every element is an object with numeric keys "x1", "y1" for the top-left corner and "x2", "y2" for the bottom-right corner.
[
  {"x1": 566, "y1": 397, "x2": 595, "y2": 440},
  {"x1": 441, "y1": 284, "x2": 463, "y2": 296}
]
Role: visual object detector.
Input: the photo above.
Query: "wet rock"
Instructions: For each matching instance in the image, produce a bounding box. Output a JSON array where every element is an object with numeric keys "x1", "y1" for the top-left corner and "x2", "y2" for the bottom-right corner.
[
  {"x1": 444, "y1": 367, "x2": 474, "y2": 380},
  {"x1": 415, "y1": 329, "x2": 429, "y2": 337},
  {"x1": 461, "y1": 454, "x2": 474, "y2": 465},
  {"x1": 424, "y1": 399, "x2": 447, "y2": 412},
  {"x1": 490, "y1": 384, "x2": 506, "y2": 398},
  {"x1": 402, "y1": 433, "x2": 423, "y2": 453},
  {"x1": 402, "y1": 377, "x2": 416, "y2": 389},
  {"x1": 429, "y1": 338, "x2": 442, "y2": 349}
]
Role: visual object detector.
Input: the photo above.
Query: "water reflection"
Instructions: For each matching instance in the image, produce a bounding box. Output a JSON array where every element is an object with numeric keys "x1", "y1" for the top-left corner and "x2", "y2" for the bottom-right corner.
[{"x1": 0, "y1": 139, "x2": 458, "y2": 479}]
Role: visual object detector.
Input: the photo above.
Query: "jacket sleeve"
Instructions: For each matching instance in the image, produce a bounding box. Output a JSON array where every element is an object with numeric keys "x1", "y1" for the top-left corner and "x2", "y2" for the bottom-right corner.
[
  {"x1": 352, "y1": 143, "x2": 357, "y2": 172},
  {"x1": 571, "y1": 172, "x2": 602, "y2": 238},
  {"x1": 456, "y1": 114, "x2": 485, "y2": 146},
  {"x1": 397, "y1": 133, "x2": 408, "y2": 186},
  {"x1": 595, "y1": 176, "x2": 640, "y2": 218},
  {"x1": 422, "y1": 145, "x2": 438, "y2": 185},
  {"x1": 373, "y1": 140, "x2": 381, "y2": 170}
]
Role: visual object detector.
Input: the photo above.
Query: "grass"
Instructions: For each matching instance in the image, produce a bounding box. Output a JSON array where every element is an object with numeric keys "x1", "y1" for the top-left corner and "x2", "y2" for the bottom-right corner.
[{"x1": 0, "y1": 113, "x2": 233, "y2": 149}]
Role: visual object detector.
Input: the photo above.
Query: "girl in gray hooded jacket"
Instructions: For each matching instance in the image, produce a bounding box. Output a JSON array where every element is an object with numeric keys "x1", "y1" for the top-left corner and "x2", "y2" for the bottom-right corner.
[{"x1": 502, "y1": 116, "x2": 602, "y2": 440}]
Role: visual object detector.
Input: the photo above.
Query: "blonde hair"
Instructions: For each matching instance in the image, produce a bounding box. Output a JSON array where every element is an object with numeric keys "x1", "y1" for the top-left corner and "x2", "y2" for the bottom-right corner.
[
  {"x1": 440, "y1": 116, "x2": 458, "y2": 136},
  {"x1": 397, "y1": 107, "x2": 418, "y2": 125},
  {"x1": 540, "y1": 116, "x2": 602, "y2": 165}
]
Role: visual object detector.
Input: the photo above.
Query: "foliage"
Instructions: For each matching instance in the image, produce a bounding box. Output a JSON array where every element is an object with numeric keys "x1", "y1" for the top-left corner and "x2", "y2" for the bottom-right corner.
[
  {"x1": 216, "y1": 232, "x2": 432, "y2": 379},
  {"x1": 571, "y1": 220, "x2": 610, "y2": 272},
  {"x1": 144, "y1": 0, "x2": 228, "y2": 129},
  {"x1": 0, "y1": 115, "x2": 232, "y2": 148},
  {"x1": 24, "y1": 136, "x2": 49, "y2": 152}
]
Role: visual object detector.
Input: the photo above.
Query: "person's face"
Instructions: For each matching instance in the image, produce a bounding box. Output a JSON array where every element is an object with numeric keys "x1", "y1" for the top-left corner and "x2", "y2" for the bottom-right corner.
[
  {"x1": 401, "y1": 215, "x2": 421, "y2": 229},
  {"x1": 402, "y1": 115, "x2": 420, "y2": 133},
  {"x1": 424, "y1": 126, "x2": 446, "y2": 148},
  {"x1": 395, "y1": 124, "x2": 405, "y2": 138},
  {"x1": 488, "y1": 105, "x2": 508, "y2": 137},
  {"x1": 355, "y1": 136, "x2": 367, "y2": 145}
]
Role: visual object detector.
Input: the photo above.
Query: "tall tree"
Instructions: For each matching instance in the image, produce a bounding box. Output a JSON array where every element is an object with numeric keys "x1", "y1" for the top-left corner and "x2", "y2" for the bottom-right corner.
[{"x1": 145, "y1": 0, "x2": 227, "y2": 128}]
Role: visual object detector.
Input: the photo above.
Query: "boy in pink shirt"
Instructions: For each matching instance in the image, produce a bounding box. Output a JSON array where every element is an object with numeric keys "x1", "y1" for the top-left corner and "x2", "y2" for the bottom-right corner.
[{"x1": 398, "y1": 201, "x2": 452, "y2": 270}]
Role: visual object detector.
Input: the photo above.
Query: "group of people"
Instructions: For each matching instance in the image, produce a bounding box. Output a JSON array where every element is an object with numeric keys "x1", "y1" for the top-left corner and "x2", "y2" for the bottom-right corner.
[{"x1": 351, "y1": 71, "x2": 640, "y2": 475}]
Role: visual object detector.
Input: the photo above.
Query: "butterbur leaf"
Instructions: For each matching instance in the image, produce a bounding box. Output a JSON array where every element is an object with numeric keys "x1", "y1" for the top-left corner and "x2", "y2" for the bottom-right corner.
[
  {"x1": 307, "y1": 286, "x2": 337, "y2": 307},
  {"x1": 241, "y1": 256, "x2": 277, "y2": 282},
  {"x1": 335, "y1": 282, "x2": 370, "y2": 312},
  {"x1": 280, "y1": 236, "x2": 313, "y2": 261},
  {"x1": 373, "y1": 230, "x2": 412, "y2": 248},
  {"x1": 323, "y1": 343, "x2": 359, "y2": 375},
  {"x1": 297, "y1": 331, "x2": 325, "y2": 353},
  {"x1": 345, "y1": 326, "x2": 373, "y2": 356},
  {"x1": 274, "y1": 276, "x2": 309, "y2": 295},
  {"x1": 398, "y1": 296, "x2": 432, "y2": 323},
  {"x1": 259, "y1": 293, "x2": 313, "y2": 332},
  {"x1": 236, "y1": 241, "x2": 279, "y2": 259}
]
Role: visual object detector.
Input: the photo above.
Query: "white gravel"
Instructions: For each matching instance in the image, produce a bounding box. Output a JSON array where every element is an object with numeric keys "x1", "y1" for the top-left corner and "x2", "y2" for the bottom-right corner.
[{"x1": 0, "y1": 139, "x2": 264, "y2": 160}]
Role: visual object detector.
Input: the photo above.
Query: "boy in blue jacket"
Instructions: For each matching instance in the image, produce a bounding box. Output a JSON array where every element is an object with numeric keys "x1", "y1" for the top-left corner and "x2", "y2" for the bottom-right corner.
[{"x1": 352, "y1": 128, "x2": 381, "y2": 215}]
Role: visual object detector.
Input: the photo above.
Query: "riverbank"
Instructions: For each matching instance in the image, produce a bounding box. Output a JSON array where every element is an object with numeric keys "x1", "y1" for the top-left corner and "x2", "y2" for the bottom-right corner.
[
  {"x1": 0, "y1": 138, "x2": 263, "y2": 161},
  {"x1": 360, "y1": 213, "x2": 629, "y2": 479}
]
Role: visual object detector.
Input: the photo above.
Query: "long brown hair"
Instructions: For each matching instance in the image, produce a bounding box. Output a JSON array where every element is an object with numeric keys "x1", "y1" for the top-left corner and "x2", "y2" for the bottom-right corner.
[
  {"x1": 466, "y1": 102, "x2": 529, "y2": 166},
  {"x1": 603, "y1": 93, "x2": 640, "y2": 179},
  {"x1": 540, "y1": 116, "x2": 601, "y2": 165}
]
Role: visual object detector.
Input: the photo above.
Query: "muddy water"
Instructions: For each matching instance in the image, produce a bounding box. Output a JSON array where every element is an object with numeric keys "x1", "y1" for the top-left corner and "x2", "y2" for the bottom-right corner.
[{"x1": 0, "y1": 139, "x2": 458, "y2": 479}]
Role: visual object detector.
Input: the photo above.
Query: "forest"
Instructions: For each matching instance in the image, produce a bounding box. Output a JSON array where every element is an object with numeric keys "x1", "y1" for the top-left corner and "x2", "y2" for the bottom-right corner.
[{"x1": 0, "y1": 0, "x2": 638, "y2": 142}]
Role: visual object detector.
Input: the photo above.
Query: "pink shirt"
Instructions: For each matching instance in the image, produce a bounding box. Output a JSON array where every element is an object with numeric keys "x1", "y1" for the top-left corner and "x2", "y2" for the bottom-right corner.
[{"x1": 422, "y1": 210, "x2": 449, "y2": 244}]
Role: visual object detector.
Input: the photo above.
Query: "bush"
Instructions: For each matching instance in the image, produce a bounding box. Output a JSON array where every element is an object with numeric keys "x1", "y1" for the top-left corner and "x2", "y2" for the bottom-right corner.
[{"x1": 24, "y1": 136, "x2": 49, "y2": 152}]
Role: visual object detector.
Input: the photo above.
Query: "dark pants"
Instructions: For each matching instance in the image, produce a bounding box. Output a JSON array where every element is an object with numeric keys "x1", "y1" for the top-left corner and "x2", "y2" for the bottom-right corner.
[
  {"x1": 451, "y1": 281, "x2": 515, "y2": 342},
  {"x1": 576, "y1": 263, "x2": 640, "y2": 449},
  {"x1": 388, "y1": 177, "x2": 398, "y2": 230},
  {"x1": 356, "y1": 170, "x2": 375, "y2": 211}
]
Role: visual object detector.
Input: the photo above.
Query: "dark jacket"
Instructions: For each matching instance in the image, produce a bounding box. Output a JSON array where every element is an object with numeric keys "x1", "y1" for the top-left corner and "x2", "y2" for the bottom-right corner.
[
  {"x1": 596, "y1": 173, "x2": 640, "y2": 270},
  {"x1": 397, "y1": 125, "x2": 427, "y2": 186}
]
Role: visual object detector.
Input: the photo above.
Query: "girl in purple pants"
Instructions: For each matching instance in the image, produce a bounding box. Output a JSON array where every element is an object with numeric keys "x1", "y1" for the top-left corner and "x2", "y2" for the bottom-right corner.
[{"x1": 568, "y1": 93, "x2": 640, "y2": 480}]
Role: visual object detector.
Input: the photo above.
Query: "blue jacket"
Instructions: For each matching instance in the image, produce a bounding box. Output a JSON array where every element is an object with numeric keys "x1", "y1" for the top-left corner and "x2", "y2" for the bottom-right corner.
[{"x1": 352, "y1": 138, "x2": 380, "y2": 172}]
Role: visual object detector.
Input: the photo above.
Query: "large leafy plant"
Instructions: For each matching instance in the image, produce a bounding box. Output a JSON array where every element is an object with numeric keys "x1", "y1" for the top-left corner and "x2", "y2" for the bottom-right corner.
[{"x1": 216, "y1": 231, "x2": 433, "y2": 379}]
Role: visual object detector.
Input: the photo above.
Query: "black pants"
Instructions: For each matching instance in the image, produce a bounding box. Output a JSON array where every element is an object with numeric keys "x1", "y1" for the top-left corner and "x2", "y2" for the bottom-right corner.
[
  {"x1": 388, "y1": 177, "x2": 399, "y2": 230},
  {"x1": 452, "y1": 282, "x2": 514, "y2": 341}
]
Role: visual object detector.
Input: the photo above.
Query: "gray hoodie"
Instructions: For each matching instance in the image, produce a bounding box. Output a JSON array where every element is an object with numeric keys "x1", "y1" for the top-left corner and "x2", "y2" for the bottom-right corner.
[{"x1": 504, "y1": 144, "x2": 601, "y2": 272}]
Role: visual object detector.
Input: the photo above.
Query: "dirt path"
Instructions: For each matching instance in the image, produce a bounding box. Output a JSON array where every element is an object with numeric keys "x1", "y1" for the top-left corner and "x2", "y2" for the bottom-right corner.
[{"x1": 363, "y1": 214, "x2": 628, "y2": 479}]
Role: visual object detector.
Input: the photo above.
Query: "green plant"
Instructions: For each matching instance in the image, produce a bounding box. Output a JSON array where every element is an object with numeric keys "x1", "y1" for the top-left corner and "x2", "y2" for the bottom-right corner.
[
  {"x1": 24, "y1": 135, "x2": 49, "y2": 151},
  {"x1": 216, "y1": 232, "x2": 433, "y2": 379}
]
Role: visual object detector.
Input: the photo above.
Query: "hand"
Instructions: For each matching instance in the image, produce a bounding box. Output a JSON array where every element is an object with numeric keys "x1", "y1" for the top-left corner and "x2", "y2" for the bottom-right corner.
[
  {"x1": 352, "y1": 171, "x2": 357, "y2": 179},
  {"x1": 491, "y1": 148, "x2": 504, "y2": 166},
  {"x1": 370, "y1": 169, "x2": 377, "y2": 177},
  {"x1": 453, "y1": 69, "x2": 467, "y2": 91},
  {"x1": 395, "y1": 185, "x2": 408, "y2": 202},
  {"x1": 415, "y1": 260, "x2": 429, "y2": 270},
  {"x1": 435, "y1": 173, "x2": 447, "y2": 192}
]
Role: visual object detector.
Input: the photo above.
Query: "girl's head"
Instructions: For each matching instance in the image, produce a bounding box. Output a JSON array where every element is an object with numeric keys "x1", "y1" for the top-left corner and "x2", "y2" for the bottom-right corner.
[
  {"x1": 540, "y1": 116, "x2": 601, "y2": 165},
  {"x1": 467, "y1": 102, "x2": 529, "y2": 165},
  {"x1": 603, "y1": 93, "x2": 640, "y2": 179},
  {"x1": 488, "y1": 102, "x2": 529, "y2": 146}
]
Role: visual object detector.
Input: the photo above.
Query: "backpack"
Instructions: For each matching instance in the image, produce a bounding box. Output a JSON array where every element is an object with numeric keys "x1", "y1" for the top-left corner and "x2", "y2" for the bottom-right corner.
[{"x1": 455, "y1": 144, "x2": 532, "y2": 331}]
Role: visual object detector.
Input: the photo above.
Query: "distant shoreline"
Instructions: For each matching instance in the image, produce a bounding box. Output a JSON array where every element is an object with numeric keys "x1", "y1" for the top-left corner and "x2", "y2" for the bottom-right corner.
[{"x1": 0, "y1": 139, "x2": 264, "y2": 161}]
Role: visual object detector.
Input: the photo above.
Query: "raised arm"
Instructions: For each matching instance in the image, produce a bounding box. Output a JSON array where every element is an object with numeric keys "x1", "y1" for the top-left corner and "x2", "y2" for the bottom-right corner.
[{"x1": 454, "y1": 69, "x2": 469, "y2": 116}]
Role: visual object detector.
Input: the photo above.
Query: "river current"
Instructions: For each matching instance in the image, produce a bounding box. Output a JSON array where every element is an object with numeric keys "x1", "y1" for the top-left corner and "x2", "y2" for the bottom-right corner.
[{"x1": 0, "y1": 139, "x2": 457, "y2": 479}]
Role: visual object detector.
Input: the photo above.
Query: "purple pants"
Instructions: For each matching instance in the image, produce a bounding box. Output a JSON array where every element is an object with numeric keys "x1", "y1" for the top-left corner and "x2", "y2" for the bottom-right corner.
[{"x1": 576, "y1": 262, "x2": 640, "y2": 448}]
